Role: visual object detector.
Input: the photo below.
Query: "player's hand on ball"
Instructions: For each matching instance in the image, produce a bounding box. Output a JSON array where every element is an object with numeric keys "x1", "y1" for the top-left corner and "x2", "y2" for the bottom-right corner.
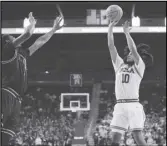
[
  {"x1": 107, "y1": 12, "x2": 119, "y2": 27},
  {"x1": 106, "y1": 5, "x2": 123, "y2": 26},
  {"x1": 109, "y1": 20, "x2": 118, "y2": 27},
  {"x1": 123, "y1": 20, "x2": 131, "y2": 34},
  {"x1": 107, "y1": 12, "x2": 119, "y2": 26},
  {"x1": 53, "y1": 16, "x2": 64, "y2": 30}
]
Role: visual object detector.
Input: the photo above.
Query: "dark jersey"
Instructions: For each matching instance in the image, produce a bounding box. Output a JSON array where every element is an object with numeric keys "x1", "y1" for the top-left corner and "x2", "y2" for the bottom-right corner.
[
  {"x1": 1, "y1": 42, "x2": 29, "y2": 96},
  {"x1": 13, "y1": 48, "x2": 29, "y2": 96},
  {"x1": 2, "y1": 42, "x2": 18, "y2": 85}
]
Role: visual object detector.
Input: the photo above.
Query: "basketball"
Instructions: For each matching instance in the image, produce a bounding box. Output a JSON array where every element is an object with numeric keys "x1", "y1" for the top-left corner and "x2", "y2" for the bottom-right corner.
[{"x1": 106, "y1": 5, "x2": 123, "y2": 23}]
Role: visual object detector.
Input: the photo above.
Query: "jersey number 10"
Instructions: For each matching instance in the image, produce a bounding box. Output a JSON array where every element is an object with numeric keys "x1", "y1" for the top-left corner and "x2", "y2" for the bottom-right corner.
[{"x1": 122, "y1": 74, "x2": 130, "y2": 83}]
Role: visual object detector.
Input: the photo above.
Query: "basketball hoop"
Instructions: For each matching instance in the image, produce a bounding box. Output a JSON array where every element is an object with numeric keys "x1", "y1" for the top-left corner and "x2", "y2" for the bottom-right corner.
[{"x1": 60, "y1": 93, "x2": 90, "y2": 112}]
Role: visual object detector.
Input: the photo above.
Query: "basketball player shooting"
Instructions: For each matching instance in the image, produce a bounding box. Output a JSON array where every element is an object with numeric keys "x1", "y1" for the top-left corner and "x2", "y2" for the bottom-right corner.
[
  {"x1": 107, "y1": 20, "x2": 153, "y2": 146},
  {"x1": 1, "y1": 12, "x2": 64, "y2": 146}
]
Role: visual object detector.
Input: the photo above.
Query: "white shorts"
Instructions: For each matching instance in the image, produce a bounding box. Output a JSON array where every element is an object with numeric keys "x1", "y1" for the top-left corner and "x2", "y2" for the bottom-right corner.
[{"x1": 110, "y1": 102, "x2": 146, "y2": 134}]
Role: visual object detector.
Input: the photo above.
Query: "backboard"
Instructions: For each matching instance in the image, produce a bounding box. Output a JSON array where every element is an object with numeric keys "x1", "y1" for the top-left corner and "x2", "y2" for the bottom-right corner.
[{"x1": 60, "y1": 93, "x2": 90, "y2": 112}]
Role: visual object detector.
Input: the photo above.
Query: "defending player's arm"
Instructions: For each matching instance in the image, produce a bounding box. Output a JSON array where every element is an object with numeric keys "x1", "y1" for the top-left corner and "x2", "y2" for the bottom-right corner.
[
  {"x1": 1, "y1": 12, "x2": 36, "y2": 63},
  {"x1": 123, "y1": 21, "x2": 145, "y2": 77},
  {"x1": 12, "y1": 12, "x2": 36, "y2": 47},
  {"x1": 28, "y1": 16, "x2": 63, "y2": 56},
  {"x1": 108, "y1": 22, "x2": 123, "y2": 72}
]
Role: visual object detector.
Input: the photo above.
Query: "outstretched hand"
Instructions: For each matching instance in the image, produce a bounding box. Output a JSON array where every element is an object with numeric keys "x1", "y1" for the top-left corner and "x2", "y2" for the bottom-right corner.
[
  {"x1": 28, "y1": 12, "x2": 37, "y2": 26},
  {"x1": 24, "y1": 12, "x2": 37, "y2": 34},
  {"x1": 123, "y1": 20, "x2": 131, "y2": 34},
  {"x1": 53, "y1": 15, "x2": 64, "y2": 31}
]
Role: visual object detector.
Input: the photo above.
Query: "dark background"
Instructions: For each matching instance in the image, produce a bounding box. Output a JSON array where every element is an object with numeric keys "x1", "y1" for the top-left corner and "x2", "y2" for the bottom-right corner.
[{"x1": 10, "y1": 33, "x2": 165, "y2": 82}]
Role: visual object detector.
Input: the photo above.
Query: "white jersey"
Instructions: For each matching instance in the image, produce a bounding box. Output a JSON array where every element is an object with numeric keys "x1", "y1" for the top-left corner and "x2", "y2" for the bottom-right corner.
[{"x1": 112, "y1": 54, "x2": 145, "y2": 100}]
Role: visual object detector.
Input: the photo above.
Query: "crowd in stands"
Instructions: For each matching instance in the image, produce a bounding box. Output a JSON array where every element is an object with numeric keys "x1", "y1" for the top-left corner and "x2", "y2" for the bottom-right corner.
[
  {"x1": 10, "y1": 87, "x2": 75, "y2": 146},
  {"x1": 10, "y1": 84, "x2": 166, "y2": 146}
]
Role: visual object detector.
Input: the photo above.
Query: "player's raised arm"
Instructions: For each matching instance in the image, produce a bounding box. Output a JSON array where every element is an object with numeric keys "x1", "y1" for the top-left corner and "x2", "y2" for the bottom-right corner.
[
  {"x1": 28, "y1": 16, "x2": 64, "y2": 56},
  {"x1": 108, "y1": 22, "x2": 124, "y2": 72},
  {"x1": 12, "y1": 12, "x2": 36, "y2": 47},
  {"x1": 123, "y1": 21, "x2": 141, "y2": 65},
  {"x1": 107, "y1": 22, "x2": 118, "y2": 63}
]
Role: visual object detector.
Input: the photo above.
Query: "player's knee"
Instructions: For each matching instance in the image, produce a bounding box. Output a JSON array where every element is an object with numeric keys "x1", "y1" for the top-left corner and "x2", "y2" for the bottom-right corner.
[
  {"x1": 110, "y1": 131, "x2": 122, "y2": 144},
  {"x1": 132, "y1": 130, "x2": 144, "y2": 141},
  {"x1": 132, "y1": 130, "x2": 143, "y2": 138},
  {"x1": 132, "y1": 130, "x2": 146, "y2": 145}
]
